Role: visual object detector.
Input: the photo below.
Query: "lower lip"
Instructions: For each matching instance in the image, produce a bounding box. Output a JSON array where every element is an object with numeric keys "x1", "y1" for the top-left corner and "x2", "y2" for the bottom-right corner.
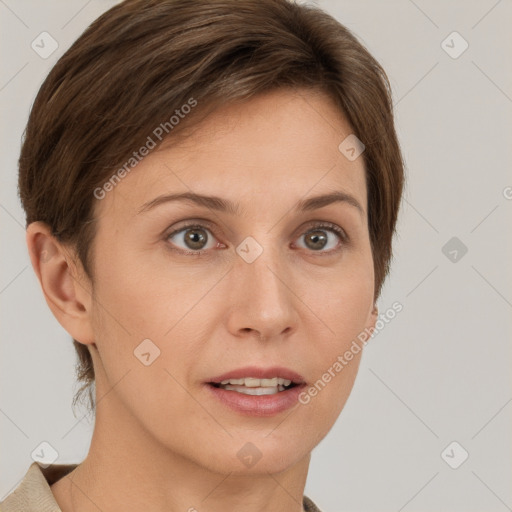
[{"x1": 205, "y1": 383, "x2": 307, "y2": 417}]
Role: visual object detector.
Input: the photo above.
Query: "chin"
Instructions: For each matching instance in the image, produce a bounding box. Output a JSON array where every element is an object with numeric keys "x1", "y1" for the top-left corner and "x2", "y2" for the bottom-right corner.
[{"x1": 209, "y1": 435, "x2": 310, "y2": 476}]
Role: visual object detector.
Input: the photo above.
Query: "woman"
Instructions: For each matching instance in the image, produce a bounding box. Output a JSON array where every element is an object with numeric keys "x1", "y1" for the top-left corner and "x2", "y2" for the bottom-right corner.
[{"x1": 1, "y1": 0, "x2": 404, "y2": 511}]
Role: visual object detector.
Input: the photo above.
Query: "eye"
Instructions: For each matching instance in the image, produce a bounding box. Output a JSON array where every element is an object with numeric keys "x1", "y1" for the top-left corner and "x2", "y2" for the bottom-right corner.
[
  {"x1": 165, "y1": 221, "x2": 348, "y2": 256},
  {"x1": 293, "y1": 222, "x2": 347, "y2": 253},
  {"x1": 166, "y1": 223, "x2": 222, "y2": 254}
]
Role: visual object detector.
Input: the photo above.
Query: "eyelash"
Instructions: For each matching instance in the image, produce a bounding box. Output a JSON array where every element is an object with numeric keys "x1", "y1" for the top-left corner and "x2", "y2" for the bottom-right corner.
[{"x1": 164, "y1": 220, "x2": 349, "y2": 257}]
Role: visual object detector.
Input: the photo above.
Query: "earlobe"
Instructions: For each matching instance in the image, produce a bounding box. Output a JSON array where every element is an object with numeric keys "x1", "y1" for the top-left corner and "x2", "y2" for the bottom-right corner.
[
  {"x1": 26, "y1": 221, "x2": 95, "y2": 346},
  {"x1": 367, "y1": 303, "x2": 379, "y2": 334}
]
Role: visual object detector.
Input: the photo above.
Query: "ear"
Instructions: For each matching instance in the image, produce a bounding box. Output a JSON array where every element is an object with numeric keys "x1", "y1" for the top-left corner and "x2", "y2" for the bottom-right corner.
[
  {"x1": 26, "y1": 221, "x2": 96, "y2": 347},
  {"x1": 366, "y1": 303, "x2": 379, "y2": 337}
]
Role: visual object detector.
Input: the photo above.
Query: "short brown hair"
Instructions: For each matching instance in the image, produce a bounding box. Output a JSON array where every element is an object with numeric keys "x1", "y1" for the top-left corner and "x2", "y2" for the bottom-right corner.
[{"x1": 18, "y1": 0, "x2": 405, "y2": 414}]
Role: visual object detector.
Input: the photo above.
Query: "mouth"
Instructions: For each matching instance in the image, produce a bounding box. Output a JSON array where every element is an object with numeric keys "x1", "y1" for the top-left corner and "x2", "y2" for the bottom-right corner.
[
  {"x1": 209, "y1": 377, "x2": 299, "y2": 395},
  {"x1": 205, "y1": 366, "x2": 307, "y2": 416}
]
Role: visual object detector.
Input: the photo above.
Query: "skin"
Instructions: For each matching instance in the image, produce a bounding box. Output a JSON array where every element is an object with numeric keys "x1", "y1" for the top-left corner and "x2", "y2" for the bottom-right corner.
[{"x1": 27, "y1": 88, "x2": 378, "y2": 512}]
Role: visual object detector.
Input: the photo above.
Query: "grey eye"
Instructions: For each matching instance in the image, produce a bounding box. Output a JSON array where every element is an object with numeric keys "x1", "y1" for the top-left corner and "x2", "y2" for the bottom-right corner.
[
  {"x1": 296, "y1": 228, "x2": 341, "y2": 252},
  {"x1": 167, "y1": 226, "x2": 217, "y2": 252}
]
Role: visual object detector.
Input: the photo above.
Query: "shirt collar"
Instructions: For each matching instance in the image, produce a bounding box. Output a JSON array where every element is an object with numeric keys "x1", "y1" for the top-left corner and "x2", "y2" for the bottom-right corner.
[{"x1": 0, "y1": 461, "x2": 78, "y2": 512}]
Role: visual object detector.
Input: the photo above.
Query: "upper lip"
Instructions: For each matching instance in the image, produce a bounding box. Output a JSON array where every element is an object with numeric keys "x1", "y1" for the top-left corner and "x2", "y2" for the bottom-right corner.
[{"x1": 207, "y1": 366, "x2": 306, "y2": 384}]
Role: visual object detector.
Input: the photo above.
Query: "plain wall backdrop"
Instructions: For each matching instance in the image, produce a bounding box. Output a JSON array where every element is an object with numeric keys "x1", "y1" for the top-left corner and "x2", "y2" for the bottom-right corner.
[{"x1": 1, "y1": 1, "x2": 511, "y2": 511}]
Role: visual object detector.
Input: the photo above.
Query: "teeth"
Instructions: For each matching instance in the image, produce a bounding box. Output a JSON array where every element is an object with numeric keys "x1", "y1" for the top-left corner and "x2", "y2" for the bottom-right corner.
[
  {"x1": 216, "y1": 376, "x2": 295, "y2": 395},
  {"x1": 219, "y1": 377, "x2": 292, "y2": 387},
  {"x1": 220, "y1": 378, "x2": 244, "y2": 385},
  {"x1": 222, "y1": 384, "x2": 287, "y2": 395}
]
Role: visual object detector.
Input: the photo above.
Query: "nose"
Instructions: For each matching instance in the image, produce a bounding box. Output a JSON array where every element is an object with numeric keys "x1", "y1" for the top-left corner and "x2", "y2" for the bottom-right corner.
[{"x1": 225, "y1": 242, "x2": 299, "y2": 342}]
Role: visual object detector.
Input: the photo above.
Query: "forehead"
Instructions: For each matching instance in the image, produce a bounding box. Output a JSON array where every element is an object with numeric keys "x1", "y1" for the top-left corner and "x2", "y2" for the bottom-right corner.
[{"x1": 94, "y1": 88, "x2": 367, "y2": 220}]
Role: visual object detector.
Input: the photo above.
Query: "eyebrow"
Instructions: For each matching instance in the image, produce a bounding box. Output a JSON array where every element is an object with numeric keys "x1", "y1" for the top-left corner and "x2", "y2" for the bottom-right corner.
[{"x1": 137, "y1": 191, "x2": 365, "y2": 217}]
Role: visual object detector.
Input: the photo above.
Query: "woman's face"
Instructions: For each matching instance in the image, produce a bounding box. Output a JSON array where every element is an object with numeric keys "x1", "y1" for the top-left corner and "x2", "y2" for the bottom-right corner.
[{"x1": 83, "y1": 88, "x2": 377, "y2": 474}]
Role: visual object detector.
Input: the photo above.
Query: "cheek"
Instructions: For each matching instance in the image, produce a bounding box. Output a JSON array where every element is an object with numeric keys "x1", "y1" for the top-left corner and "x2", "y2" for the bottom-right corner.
[
  {"x1": 89, "y1": 240, "x2": 220, "y2": 396},
  {"x1": 91, "y1": 240, "x2": 194, "y2": 340},
  {"x1": 88, "y1": 253, "x2": 204, "y2": 429},
  {"x1": 296, "y1": 251, "x2": 374, "y2": 422},
  {"x1": 305, "y1": 248, "x2": 375, "y2": 341}
]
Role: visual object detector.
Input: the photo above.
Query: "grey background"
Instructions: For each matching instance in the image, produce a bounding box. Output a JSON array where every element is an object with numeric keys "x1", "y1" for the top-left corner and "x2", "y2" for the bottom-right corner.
[{"x1": 1, "y1": 1, "x2": 511, "y2": 511}]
